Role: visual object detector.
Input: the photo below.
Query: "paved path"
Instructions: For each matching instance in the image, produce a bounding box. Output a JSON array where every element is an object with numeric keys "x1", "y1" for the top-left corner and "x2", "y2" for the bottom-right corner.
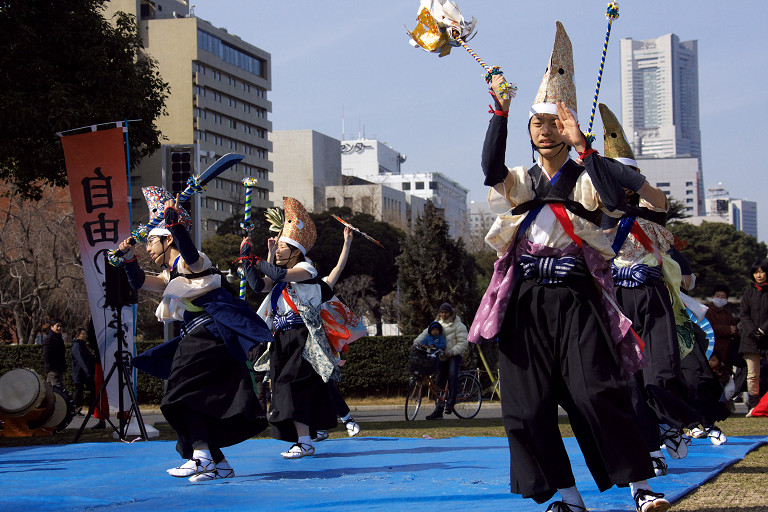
[{"x1": 66, "y1": 401, "x2": 749, "y2": 431}]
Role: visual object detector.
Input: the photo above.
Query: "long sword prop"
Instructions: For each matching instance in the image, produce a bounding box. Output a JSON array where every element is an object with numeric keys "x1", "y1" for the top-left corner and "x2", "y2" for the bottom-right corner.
[
  {"x1": 331, "y1": 214, "x2": 384, "y2": 248},
  {"x1": 107, "y1": 153, "x2": 244, "y2": 266}
]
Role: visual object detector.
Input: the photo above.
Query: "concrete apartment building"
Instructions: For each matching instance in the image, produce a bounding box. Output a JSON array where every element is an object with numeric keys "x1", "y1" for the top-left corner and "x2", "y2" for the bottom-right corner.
[
  {"x1": 682, "y1": 184, "x2": 759, "y2": 239},
  {"x1": 620, "y1": 33, "x2": 704, "y2": 215},
  {"x1": 106, "y1": 0, "x2": 273, "y2": 240},
  {"x1": 271, "y1": 130, "x2": 422, "y2": 232},
  {"x1": 271, "y1": 130, "x2": 342, "y2": 212},
  {"x1": 635, "y1": 157, "x2": 700, "y2": 214},
  {"x1": 340, "y1": 138, "x2": 468, "y2": 238}
]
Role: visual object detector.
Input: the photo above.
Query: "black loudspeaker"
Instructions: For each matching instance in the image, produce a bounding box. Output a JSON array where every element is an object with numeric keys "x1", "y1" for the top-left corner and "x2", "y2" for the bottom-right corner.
[{"x1": 104, "y1": 254, "x2": 138, "y2": 308}]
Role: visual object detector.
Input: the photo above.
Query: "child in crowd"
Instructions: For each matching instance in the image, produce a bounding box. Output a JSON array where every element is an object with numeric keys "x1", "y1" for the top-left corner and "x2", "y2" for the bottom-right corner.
[{"x1": 420, "y1": 321, "x2": 446, "y2": 356}]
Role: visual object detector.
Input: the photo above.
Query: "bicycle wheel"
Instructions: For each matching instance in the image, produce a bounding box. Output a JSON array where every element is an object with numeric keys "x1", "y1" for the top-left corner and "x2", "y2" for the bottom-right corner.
[
  {"x1": 453, "y1": 373, "x2": 482, "y2": 419},
  {"x1": 404, "y1": 377, "x2": 423, "y2": 421}
]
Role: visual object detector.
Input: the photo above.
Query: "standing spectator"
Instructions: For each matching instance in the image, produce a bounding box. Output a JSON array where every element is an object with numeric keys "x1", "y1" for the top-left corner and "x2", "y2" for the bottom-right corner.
[
  {"x1": 740, "y1": 258, "x2": 768, "y2": 416},
  {"x1": 70, "y1": 328, "x2": 96, "y2": 416},
  {"x1": 707, "y1": 284, "x2": 738, "y2": 369},
  {"x1": 42, "y1": 319, "x2": 66, "y2": 387},
  {"x1": 413, "y1": 303, "x2": 468, "y2": 420}
]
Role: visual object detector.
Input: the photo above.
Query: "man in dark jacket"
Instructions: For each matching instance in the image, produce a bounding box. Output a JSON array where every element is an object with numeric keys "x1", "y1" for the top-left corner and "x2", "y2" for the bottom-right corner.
[
  {"x1": 42, "y1": 319, "x2": 66, "y2": 387},
  {"x1": 70, "y1": 328, "x2": 96, "y2": 415}
]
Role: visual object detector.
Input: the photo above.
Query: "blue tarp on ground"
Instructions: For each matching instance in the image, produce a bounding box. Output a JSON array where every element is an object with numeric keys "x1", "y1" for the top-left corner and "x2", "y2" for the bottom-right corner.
[{"x1": 1, "y1": 435, "x2": 765, "y2": 512}]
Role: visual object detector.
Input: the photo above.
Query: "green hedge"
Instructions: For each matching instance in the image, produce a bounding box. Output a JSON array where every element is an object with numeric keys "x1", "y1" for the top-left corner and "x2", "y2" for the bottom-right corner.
[
  {"x1": 1, "y1": 336, "x2": 498, "y2": 404},
  {"x1": 0, "y1": 342, "x2": 166, "y2": 405}
]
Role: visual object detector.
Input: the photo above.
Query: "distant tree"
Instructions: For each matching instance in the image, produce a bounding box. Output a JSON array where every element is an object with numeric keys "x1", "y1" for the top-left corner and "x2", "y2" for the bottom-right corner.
[
  {"x1": 668, "y1": 221, "x2": 768, "y2": 298},
  {"x1": 0, "y1": 186, "x2": 90, "y2": 343},
  {"x1": 0, "y1": 0, "x2": 169, "y2": 199},
  {"x1": 202, "y1": 234, "x2": 242, "y2": 274},
  {"x1": 666, "y1": 198, "x2": 690, "y2": 222},
  {"x1": 472, "y1": 249, "x2": 498, "y2": 294},
  {"x1": 396, "y1": 201, "x2": 479, "y2": 334},
  {"x1": 310, "y1": 208, "x2": 403, "y2": 334}
]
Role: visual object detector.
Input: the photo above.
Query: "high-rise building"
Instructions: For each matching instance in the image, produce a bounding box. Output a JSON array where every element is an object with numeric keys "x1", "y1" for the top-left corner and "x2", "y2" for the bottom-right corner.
[
  {"x1": 620, "y1": 33, "x2": 704, "y2": 215},
  {"x1": 106, "y1": 1, "x2": 273, "y2": 240}
]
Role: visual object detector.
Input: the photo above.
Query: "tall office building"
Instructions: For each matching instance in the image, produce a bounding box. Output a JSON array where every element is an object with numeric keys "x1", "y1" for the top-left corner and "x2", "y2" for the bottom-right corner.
[
  {"x1": 620, "y1": 34, "x2": 704, "y2": 215},
  {"x1": 106, "y1": 1, "x2": 273, "y2": 240}
]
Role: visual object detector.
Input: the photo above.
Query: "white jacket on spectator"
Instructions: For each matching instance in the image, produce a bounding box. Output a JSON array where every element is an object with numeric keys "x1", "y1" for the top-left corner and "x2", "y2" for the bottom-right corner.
[{"x1": 413, "y1": 312, "x2": 468, "y2": 358}]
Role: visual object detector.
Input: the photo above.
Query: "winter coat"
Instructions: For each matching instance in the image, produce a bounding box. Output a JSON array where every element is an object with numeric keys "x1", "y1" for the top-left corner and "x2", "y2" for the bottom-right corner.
[
  {"x1": 414, "y1": 313, "x2": 468, "y2": 358},
  {"x1": 70, "y1": 339, "x2": 95, "y2": 384},
  {"x1": 42, "y1": 329, "x2": 66, "y2": 374},
  {"x1": 419, "y1": 321, "x2": 447, "y2": 351},
  {"x1": 739, "y1": 284, "x2": 768, "y2": 355}
]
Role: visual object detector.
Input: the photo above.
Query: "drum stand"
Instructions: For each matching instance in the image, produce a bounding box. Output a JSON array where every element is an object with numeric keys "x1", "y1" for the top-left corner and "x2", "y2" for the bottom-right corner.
[{"x1": 74, "y1": 304, "x2": 148, "y2": 443}]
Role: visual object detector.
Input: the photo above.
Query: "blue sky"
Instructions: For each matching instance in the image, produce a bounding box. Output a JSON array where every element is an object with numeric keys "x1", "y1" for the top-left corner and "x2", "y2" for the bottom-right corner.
[{"x1": 193, "y1": 1, "x2": 768, "y2": 243}]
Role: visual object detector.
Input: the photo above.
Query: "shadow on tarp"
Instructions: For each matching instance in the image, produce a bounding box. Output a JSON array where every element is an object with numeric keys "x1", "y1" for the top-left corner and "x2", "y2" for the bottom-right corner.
[{"x1": 0, "y1": 435, "x2": 764, "y2": 512}]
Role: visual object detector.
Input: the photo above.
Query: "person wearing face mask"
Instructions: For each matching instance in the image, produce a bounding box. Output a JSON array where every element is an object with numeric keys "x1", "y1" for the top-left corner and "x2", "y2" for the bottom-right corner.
[
  {"x1": 120, "y1": 187, "x2": 271, "y2": 483},
  {"x1": 705, "y1": 285, "x2": 738, "y2": 370}
]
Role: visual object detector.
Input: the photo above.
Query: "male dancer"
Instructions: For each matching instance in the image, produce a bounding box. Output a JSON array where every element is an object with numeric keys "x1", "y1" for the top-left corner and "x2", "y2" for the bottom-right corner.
[{"x1": 470, "y1": 22, "x2": 670, "y2": 512}]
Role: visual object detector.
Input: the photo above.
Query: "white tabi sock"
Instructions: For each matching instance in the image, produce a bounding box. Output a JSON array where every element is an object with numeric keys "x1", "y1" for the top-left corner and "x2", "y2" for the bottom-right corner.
[
  {"x1": 629, "y1": 480, "x2": 652, "y2": 497},
  {"x1": 557, "y1": 486, "x2": 586, "y2": 509},
  {"x1": 649, "y1": 450, "x2": 664, "y2": 458},
  {"x1": 297, "y1": 435, "x2": 312, "y2": 446},
  {"x1": 340, "y1": 413, "x2": 352, "y2": 422}
]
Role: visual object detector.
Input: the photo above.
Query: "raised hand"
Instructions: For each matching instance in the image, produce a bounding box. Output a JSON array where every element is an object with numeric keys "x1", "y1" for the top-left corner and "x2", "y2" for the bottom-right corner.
[
  {"x1": 555, "y1": 101, "x2": 586, "y2": 152},
  {"x1": 491, "y1": 74, "x2": 511, "y2": 112}
]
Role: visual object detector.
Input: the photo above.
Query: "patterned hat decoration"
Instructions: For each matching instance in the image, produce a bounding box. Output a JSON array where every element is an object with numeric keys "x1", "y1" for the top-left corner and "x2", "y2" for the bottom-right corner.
[
  {"x1": 531, "y1": 21, "x2": 577, "y2": 121},
  {"x1": 599, "y1": 103, "x2": 637, "y2": 168},
  {"x1": 142, "y1": 186, "x2": 192, "y2": 236},
  {"x1": 279, "y1": 197, "x2": 316, "y2": 255}
]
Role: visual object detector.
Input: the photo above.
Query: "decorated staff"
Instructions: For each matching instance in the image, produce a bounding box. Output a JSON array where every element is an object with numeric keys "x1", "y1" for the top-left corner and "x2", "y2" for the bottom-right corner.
[
  {"x1": 108, "y1": 153, "x2": 244, "y2": 266},
  {"x1": 238, "y1": 178, "x2": 258, "y2": 299},
  {"x1": 585, "y1": 2, "x2": 620, "y2": 142},
  {"x1": 331, "y1": 214, "x2": 384, "y2": 248},
  {"x1": 406, "y1": 0, "x2": 517, "y2": 100}
]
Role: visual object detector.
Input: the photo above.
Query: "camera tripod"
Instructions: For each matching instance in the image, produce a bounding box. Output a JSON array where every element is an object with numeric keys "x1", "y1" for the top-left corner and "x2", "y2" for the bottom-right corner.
[{"x1": 74, "y1": 303, "x2": 148, "y2": 443}]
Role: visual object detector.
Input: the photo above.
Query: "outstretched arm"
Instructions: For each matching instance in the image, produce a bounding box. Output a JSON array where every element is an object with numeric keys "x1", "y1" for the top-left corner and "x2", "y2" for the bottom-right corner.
[
  {"x1": 118, "y1": 237, "x2": 165, "y2": 291},
  {"x1": 325, "y1": 227, "x2": 353, "y2": 288}
]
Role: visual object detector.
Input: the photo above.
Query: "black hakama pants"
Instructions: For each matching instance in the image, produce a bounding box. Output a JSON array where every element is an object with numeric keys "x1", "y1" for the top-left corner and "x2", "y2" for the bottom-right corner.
[
  {"x1": 161, "y1": 322, "x2": 268, "y2": 462},
  {"x1": 499, "y1": 277, "x2": 654, "y2": 503},
  {"x1": 616, "y1": 280, "x2": 701, "y2": 430},
  {"x1": 680, "y1": 323, "x2": 731, "y2": 425},
  {"x1": 269, "y1": 325, "x2": 337, "y2": 441}
]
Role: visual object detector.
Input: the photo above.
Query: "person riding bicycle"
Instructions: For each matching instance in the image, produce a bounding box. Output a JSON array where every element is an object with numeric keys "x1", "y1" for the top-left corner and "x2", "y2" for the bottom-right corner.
[{"x1": 412, "y1": 303, "x2": 468, "y2": 419}]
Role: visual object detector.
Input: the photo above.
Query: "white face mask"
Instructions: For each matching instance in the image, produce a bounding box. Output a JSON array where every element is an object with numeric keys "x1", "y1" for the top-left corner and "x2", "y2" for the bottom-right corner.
[{"x1": 712, "y1": 298, "x2": 728, "y2": 308}]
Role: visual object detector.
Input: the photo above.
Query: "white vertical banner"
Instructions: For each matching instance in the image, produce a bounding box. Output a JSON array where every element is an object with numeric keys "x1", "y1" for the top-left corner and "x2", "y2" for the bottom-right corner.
[{"x1": 60, "y1": 126, "x2": 136, "y2": 416}]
